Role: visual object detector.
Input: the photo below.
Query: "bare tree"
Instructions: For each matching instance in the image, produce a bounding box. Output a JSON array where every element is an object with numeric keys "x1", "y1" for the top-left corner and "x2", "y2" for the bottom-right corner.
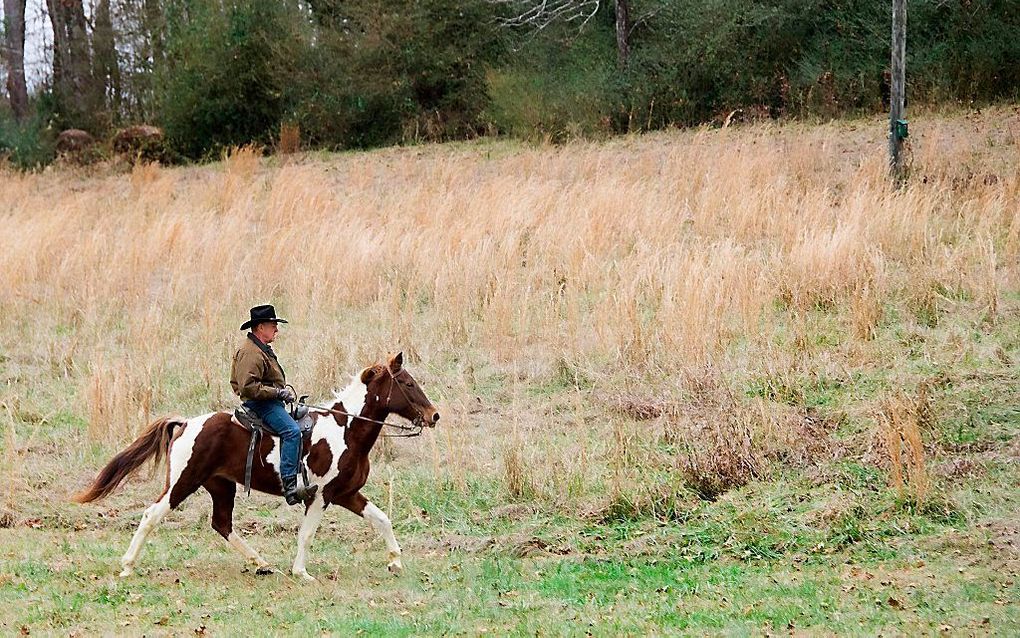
[
  {"x1": 492, "y1": 0, "x2": 601, "y2": 33},
  {"x1": 3, "y1": 0, "x2": 29, "y2": 120},
  {"x1": 491, "y1": 0, "x2": 631, "y2": 68}
]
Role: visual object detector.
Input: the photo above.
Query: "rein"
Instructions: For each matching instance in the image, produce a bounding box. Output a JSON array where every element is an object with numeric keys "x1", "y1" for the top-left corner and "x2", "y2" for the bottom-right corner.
[{"x1": 298, "y1": 403, "x2": 424, "y2": 438}]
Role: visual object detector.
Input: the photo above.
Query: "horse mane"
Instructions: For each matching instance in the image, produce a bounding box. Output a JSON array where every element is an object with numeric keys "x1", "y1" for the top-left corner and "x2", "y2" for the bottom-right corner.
[{"x1": 324, "y1": 369, "x2": 373, "y2": 417}]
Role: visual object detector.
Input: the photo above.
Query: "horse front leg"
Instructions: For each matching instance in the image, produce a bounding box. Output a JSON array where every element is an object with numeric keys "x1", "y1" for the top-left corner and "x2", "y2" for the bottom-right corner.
[
  {"x1": 337, "y1": 491, "x2": 402, "y2": 574},
  {"x1": 291, "y1": 495, "x2": 326, "y2": 582}
]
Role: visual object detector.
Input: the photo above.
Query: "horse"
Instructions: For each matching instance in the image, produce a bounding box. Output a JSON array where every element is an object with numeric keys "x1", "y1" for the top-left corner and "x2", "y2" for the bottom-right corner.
[{"x1": 74, "y1": 352, "x2": 439, "y2": 581}]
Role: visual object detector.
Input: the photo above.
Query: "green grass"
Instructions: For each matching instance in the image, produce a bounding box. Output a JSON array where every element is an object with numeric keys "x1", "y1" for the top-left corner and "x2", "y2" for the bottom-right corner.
[
  {"x1": 3, "y1": 332, "x2": 1019, "y2": 635},
  {"x1": 3, "y1": 473, "x2": 1018, "y2": 636}
]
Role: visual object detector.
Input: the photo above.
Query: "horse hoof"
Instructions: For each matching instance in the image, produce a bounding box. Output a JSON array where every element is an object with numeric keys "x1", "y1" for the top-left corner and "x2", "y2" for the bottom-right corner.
[
  {"x1": 387, "y1": 561, "x2": 403, "y2": 575},
  {"x1": 255, "y1": 566, "x2": 274, "y2": 576},
  {"x1": 119, "y1": 568, "x2": 133, "y2": 578},
  {"x1": 293, "y1": 570, "x2": 316, "y2": 582}
]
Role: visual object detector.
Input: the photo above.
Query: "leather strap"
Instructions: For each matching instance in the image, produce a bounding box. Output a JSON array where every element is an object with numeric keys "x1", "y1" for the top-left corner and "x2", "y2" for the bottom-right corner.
[{"x1": 244, "y1": 427, "x2": 261, "y2": 496}]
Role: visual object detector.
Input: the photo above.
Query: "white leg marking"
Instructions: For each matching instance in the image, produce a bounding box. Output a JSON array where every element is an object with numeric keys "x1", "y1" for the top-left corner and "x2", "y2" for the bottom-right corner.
[
  {"x1": 292, "y1": 496, "x2": 326, "y2": 582},
  {"x1": 363, "y1": 501, "x2": 402, "y2": 574},
  {"x1": 119, "y1": 414, "x2": 211, "y2": 577},
  {"x1": 120, "y1": 496, "x2": 170, "y2": 577},
  {"x1": 227, "y1": 532, "x2": 270, "y2": 568}
]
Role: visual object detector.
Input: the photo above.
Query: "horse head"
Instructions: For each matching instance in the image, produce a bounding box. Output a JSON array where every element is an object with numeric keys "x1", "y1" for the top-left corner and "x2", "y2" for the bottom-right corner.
[{"x1": 361, "y1": 352, "x2": 440, "y2": 427}]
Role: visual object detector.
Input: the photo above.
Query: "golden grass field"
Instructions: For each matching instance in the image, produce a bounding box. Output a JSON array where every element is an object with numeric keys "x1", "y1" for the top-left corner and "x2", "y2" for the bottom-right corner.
[{"x1": 1, "y1": 107, "x2": 1018, "y2": 635}]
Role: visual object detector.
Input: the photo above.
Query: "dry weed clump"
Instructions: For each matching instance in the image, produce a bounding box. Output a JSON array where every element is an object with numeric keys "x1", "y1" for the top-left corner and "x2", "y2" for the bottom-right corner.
[
  {"x1": 610, "y1": 392, "x2": 681, "y2": 421},
  {"x1": 659, "y1": 362, "x2": 846, "y2": 500},
  {"x1": 849, "y1": 278, "x2": 884, "y2": 341},
  {"x1": 878, "y1": 384, "x2": 937, "y2": 507},
  {"x1": 82, "y1": 356, "x2": 164, "y2": 447},
  {"x1": 278, "y1": 123, "x2": 301, "y2": 155},
  {"x1": 662, "y1": 371, "x2": 768, "y2": 500},
  {"x1": 674, "y1": 405, "x2": 764, "y2": 501},
  {"x1": 502, "y1": 435, "x2": 536, "y2": 501}
]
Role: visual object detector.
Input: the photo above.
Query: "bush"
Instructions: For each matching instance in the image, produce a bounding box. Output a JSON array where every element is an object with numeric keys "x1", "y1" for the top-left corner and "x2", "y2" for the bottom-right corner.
[
  {"x1": 492, "y1": 0, "x2": 1020, "y2": 137},
  {"x1": 0, "y1": 108, "x2": 56, "y2": 169},
  {"x1": 154, "y1": 0, "x2": 301, "y2": 159},
  {"x1": 289, "y1": 0, "x2": 503, "y2": 149},
  {"x1": 485, "y1": 18, "x2": 618, "y2": 140}
]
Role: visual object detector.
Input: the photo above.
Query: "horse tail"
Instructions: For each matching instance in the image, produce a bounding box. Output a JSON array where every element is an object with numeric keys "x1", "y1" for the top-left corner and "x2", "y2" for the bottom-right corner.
[{"x1": 73, "y1": 416, "x2": 185, "y2": 503}]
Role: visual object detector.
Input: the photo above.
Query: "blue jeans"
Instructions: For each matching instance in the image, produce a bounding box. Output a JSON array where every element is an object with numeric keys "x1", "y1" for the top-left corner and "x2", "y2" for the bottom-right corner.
[{"x1": 243, "y1": 400, "x2": 301, "y2": 479}]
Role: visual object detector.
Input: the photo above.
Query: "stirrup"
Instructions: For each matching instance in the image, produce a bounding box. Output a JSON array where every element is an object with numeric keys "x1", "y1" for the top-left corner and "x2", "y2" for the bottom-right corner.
[
  {"x1": 283, "y1": 476, "x2": 317, "y2": 505},
  {"x1": 285, "y1": 485, "x2": 317, "y2": 506}
]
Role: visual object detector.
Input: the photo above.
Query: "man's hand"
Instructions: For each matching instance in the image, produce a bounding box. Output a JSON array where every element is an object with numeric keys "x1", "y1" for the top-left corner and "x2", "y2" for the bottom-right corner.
[{"x1": 277, "y1": 387, "x2": 296, "y2": 403}]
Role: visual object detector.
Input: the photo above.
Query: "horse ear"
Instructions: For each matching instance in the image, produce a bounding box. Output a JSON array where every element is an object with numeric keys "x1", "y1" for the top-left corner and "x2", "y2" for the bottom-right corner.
[
  {"x1": 360, "y1": 367, "x2": 377, "y2": 384},
  {"x1": 389, "y1": 351, "x2": 403, "y2": 372}
]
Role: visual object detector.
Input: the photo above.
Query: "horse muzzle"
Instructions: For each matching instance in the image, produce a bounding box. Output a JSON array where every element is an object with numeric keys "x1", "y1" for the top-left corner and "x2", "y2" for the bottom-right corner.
[{"x1": 421, "y1": 408, "x2": 440, "y2": 428}]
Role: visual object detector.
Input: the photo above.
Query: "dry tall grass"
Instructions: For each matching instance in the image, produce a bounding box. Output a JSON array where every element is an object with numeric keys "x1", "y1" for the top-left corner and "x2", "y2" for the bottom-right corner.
[
  {"x1": 2, "y1": 108, "x2": 1017, "y2": 508},
  {"x1": 879, "y1": 384, "x2": 937, "y2": 507}
]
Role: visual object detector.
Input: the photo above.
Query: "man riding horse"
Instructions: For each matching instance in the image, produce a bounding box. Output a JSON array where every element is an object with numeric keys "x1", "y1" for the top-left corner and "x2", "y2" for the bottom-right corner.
[{"x1": 230, "y1": 304, "x2": 317, "y2": 505}]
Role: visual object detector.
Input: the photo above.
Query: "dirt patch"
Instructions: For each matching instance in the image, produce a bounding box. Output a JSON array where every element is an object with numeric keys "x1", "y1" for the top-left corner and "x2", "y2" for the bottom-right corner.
[
  {"x1": 488, "y1": 503, "x2": 537, "y2": 521},
  {"x1": 981, "y1": 518, "x2": 1020, "y2": 557},
  {"x1": 414, "y1": 534, "x2": 495, "y2": 554},
  {"x1": 933, "y1": 457, "x2": 986, "y2": 479},
  {"x1": 502, "y1": 534, "x2": 572, "y2": 558},
  {"x1": 412, "y1": 532, "x2": 574, "y2": 557}
]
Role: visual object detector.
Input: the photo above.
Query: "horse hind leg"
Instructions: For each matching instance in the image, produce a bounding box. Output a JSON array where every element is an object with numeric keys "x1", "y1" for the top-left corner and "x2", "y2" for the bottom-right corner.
[
  {"x1": 120, "y1": 421, "x2": 207, "y2": 577},
  {"x1": 119, "y1": 491, "x2": 172, "y2": 577},
  {"x1": 205, "y1": 477, "x2": 271, "y2": 573}
]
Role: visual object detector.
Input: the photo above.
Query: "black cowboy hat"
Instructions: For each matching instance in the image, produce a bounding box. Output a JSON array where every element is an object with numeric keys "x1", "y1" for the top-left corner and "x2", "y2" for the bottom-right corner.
[{"x1": 240, "y1": 304, "x2": 289, "y2": 331}]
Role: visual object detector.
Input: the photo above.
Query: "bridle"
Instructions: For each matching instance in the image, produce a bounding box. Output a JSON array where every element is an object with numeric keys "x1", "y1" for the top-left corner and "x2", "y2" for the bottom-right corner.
[
  {"x1": 297, "y1": 366, "x2": 427, "y2": 438},
  {"x1": 383, "y1": 366, "x2": 428, "y2": 431}
]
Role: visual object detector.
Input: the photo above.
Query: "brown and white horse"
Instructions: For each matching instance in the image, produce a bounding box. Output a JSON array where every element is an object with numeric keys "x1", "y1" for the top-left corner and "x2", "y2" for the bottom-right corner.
[{"x1": 75, "y1": 353, "x2": 439, "y2": 581}]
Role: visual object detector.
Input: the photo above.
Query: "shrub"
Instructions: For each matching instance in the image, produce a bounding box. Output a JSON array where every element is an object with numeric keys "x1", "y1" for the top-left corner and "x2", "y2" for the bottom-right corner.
[
  {"x1": 0, "y1": 107, "x2": 56, "y2": 169},
  {"x1": 154, "y1": 0, "x2": 300, "y2": 159}
]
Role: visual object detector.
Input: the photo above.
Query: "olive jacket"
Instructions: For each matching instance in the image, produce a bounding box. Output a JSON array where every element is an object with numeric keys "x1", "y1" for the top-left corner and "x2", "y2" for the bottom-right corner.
[{"x1": 230, "y1": 333, "x2": 286, "y2": 402}]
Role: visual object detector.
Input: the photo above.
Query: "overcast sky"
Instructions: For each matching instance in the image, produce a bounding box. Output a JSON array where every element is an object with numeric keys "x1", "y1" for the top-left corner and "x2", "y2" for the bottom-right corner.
[{"x1": 5, "y1": 0, "x2": 67, "y2": 91}]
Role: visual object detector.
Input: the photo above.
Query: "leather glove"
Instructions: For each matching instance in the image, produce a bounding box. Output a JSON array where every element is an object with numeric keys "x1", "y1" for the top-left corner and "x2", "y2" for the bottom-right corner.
[{"x1": 277, "y1": 387, "x2": 296, "y2": 403}]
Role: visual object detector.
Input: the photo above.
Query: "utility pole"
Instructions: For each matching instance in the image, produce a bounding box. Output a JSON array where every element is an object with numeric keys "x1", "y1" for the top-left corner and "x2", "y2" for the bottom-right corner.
[{"x1": 889, "y1": 0, "x2": 907, "y2": 178}]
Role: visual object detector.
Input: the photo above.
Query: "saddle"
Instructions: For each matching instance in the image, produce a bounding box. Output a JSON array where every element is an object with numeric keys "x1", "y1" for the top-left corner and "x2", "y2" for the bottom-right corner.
[{"x1": 233, "y1": 398, "x2": 313, "y2": 496}]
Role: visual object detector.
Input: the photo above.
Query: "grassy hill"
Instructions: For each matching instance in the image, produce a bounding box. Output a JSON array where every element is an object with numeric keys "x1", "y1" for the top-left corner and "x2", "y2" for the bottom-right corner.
[{"x1": 1, "y1": 107, "x2": 1018, "y2": 635}]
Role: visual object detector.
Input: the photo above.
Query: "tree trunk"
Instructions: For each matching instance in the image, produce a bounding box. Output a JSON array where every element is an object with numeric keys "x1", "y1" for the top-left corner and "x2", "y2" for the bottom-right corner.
[
  {"x1": 46, "y1": 0, "x2": 95, "y2": 125},
  {"x1": 93, "y1": 0, "x2": 121, "y2": 119},
  {"x1": 889, "y1": 0, "x2": 907, "y2": 178},
  {"x1": 615, "y1": 0, "x2": 630, "y2": 68},
  {"x1": 3, "y1": 0, "x2": 29, "y2": 120},
  {"x1": 143, "y1": 0, "x2": 165, "y2": 64}
]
